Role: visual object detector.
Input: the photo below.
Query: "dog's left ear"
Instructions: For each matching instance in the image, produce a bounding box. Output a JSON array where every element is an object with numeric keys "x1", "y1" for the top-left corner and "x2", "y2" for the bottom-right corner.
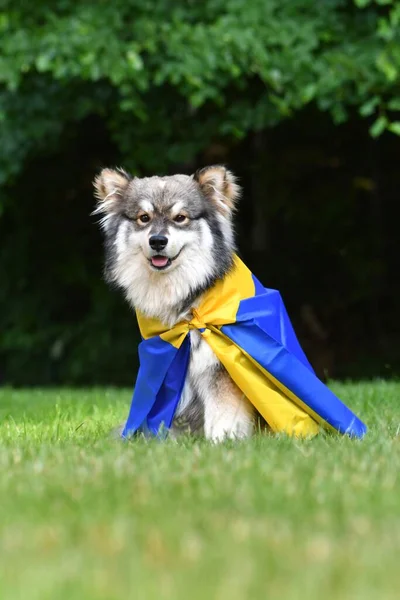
[{"x1": 194, "y1": 165, "x2": 240, "y2": 216}]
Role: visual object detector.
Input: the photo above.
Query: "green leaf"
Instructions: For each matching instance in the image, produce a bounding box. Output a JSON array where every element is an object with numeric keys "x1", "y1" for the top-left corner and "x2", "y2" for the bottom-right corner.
[
  {"x1": 376, "y1": 53, "x2": 398, "y2": 82},
  {"x1": 388, "y1": 98, "x2": 400, "y2": 111},
  {"x1": 35, "y1": 54, "x2": 52, "y2": 73},
  {"x1": 369, "y1": 115, "x2": 388, "y2": 138},
  {"x1": 388, "y1": 121, "x2": 400, "y2": 135},
  {"x1": 301, "y1": 83, "x2": 317, "y2": 103},
  {"x1": 126, "y1": 50, "x2": 143, "y2": 71},
  {"x1": 359, "y1": 97, "x2": 379, "y2": 117},
  {"x1": 354, "y1": 0, "x2": 372, "y2": 7}
]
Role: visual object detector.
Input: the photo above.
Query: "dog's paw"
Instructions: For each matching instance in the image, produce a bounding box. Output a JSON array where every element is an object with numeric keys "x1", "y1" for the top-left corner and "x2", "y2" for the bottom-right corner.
[{"x1": 206, "y1": 419, "x2": 254, "y2": 443}]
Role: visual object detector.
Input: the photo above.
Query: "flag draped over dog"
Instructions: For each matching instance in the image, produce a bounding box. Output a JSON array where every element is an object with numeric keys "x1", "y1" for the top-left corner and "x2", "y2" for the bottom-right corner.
[{"x1": 122, "y1": 255, "x2": 367, "y2": 439}]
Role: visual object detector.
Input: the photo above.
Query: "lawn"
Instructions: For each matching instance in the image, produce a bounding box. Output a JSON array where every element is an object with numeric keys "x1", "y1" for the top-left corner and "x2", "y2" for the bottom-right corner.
[{"x1": 0, "y1": 382, "x2": 399, "y2": 600}]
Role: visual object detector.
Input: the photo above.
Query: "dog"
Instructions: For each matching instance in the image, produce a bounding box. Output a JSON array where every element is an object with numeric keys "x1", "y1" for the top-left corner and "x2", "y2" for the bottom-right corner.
[{"x1": 93, "y1": 165, "x2": 255, "y2": 441}]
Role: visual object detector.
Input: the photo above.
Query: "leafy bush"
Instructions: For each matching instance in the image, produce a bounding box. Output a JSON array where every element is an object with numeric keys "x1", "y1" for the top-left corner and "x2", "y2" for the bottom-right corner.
[
  {"x1": 1, "y1": 0, "x2": 400, "y2": 383},
  {"x1": 1, "y1": 0, "x2": 400, "y2": 187}
]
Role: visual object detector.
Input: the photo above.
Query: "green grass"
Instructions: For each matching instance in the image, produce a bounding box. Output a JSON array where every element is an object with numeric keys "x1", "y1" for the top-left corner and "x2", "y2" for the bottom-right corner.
[{"x1": 0, "y1": 382, "x2": 399, "y2": 600}]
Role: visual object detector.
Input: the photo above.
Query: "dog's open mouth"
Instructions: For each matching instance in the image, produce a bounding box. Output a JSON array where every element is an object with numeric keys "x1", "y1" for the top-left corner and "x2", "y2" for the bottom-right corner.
[
  {"x1": 150, "y1": 255, "x2": 171, "y2": 270},
  {"x1": 149, "y1": 248, "x2": 183, "y2": 271}
]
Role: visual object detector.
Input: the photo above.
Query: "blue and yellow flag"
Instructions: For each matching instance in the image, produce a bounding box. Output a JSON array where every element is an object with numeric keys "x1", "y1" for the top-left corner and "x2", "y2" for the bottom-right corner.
[{"x1": 122, "y1": 255, "x2": 367, "y2": 439}]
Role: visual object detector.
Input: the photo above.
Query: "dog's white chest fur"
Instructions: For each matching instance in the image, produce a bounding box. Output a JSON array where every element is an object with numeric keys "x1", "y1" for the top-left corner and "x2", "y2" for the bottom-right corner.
[
  {"x1": 175, "y1": 329, "x2": 254, "y2": 441},
  {"x1": 176, "y1": 330, "x2": 219, "y2": 415}
]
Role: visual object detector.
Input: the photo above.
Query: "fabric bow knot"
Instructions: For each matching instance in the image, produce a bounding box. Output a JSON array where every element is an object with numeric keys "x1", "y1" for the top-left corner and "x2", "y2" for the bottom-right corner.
[{"x1": 187, "y1": 291, "x2": 242, "y2": 335}]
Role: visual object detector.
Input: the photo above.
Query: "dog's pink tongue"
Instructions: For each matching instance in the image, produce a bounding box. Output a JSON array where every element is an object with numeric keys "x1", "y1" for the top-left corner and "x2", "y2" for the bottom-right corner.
[{"x1": 151, "y1": 256, "x2": 169, "y2": 268}]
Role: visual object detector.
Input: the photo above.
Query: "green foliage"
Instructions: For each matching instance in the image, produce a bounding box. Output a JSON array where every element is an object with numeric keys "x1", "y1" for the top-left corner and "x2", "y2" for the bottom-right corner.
[{"x1": 1, "y1": 0, "x2": 400, "y2": 187}]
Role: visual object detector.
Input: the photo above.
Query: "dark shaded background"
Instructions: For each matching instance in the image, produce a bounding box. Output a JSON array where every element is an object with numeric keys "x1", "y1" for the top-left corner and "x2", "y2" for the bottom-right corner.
[{"x1": 1, "y1": 1, "x2": 400, "y2": 385}]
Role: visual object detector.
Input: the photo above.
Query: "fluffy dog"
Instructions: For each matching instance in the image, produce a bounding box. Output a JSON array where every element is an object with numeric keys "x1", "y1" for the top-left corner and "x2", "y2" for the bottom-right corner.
[{"x1": 94, "y1": 165, "x2": 255, "y2": 441}]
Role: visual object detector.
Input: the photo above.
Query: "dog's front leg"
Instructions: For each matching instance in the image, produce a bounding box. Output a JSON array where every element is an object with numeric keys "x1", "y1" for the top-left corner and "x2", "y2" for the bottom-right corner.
[{"x1": 203, "y1": 370, "x2": 255, "y2": 442}]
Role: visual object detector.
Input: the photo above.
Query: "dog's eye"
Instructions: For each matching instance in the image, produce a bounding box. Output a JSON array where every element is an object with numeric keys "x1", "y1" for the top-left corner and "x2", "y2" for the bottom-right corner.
[
  {"x1": 138, "y1": 214, "x2": 150, "y2": 224},
  {"x1": 174, "y1": 214, "x2": 187, "y2": 224}
]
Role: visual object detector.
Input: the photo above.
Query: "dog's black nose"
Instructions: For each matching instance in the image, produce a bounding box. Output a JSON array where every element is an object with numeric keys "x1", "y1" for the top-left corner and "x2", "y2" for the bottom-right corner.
[{"x1": 149, "y1": 235, "x2": 168, "y2": 251}]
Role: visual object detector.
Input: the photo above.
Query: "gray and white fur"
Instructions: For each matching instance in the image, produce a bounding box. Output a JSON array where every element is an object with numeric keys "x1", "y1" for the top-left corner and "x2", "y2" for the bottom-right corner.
[{"x1": 93, "y1": 165, "x2": 255, "y2": 441}]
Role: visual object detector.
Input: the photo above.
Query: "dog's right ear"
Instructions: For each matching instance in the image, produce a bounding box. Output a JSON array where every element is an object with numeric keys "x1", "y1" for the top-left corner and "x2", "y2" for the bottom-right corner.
[{"x1": 93, "y1": 168, "x2": 131, "y2": 212}]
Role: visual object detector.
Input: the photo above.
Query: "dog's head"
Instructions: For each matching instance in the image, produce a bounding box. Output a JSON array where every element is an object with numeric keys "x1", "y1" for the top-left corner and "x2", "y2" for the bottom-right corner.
[{"x1": 93, "y1": 165, "x2": 240, "y2": 320}]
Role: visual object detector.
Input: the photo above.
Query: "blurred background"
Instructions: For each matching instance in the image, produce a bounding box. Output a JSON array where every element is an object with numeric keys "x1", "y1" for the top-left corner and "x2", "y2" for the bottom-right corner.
[{"x1": 1, "y1": 0, "x2": 400, "y2": 386}]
